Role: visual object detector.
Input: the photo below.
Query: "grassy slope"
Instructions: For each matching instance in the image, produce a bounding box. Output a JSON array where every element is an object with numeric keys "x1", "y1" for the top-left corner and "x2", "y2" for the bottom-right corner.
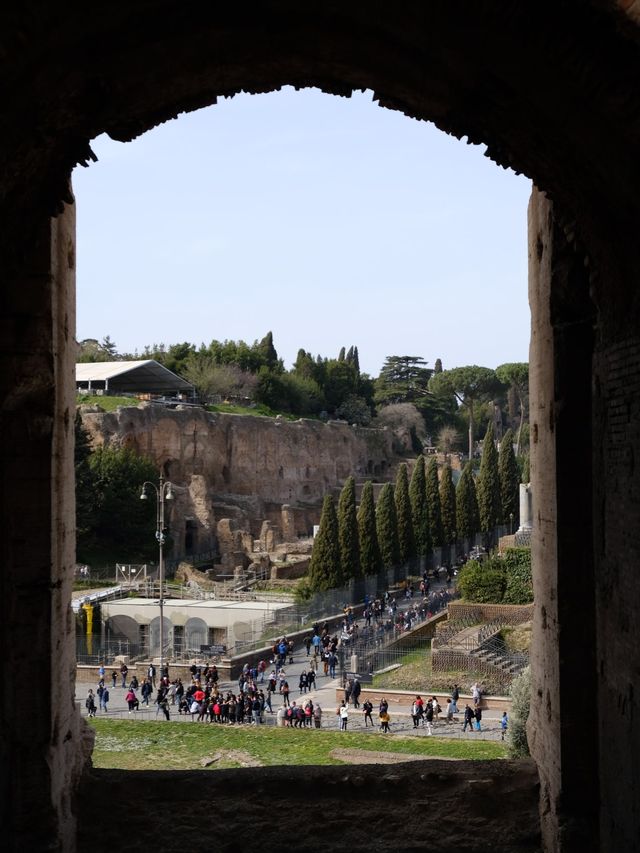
[{"x1": 89, "y1": 719, "x2": 506, "y2": 770}]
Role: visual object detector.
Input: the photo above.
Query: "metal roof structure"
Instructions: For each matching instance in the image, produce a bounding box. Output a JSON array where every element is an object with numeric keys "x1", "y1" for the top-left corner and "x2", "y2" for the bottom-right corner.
[{"x1": 76, "y1": 360, "x2": 193, "y2": 394}]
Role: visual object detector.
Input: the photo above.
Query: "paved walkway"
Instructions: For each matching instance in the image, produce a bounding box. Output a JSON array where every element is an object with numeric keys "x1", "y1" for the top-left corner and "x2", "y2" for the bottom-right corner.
[{"x1": 77, "y1": 581, "x2": 509, "y2": 742}]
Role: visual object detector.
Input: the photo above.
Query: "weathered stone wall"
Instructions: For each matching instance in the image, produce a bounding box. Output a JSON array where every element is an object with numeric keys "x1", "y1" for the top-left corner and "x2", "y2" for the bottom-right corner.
[
  {"x1": 447, "y1": 603, "x2": 534, "y2": 625},
  {"x1": 80, "y1": 406, "x2": 396, "y2": 556}
]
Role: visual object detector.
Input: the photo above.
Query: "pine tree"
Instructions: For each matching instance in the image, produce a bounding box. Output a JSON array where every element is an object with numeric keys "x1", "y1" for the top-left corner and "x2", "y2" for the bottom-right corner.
[
  {"x1": 308, "y1": 495, "x2": 342, "y2": 592},
  {"x1": 499, "y1": 428, "x2": 520, "y2": 528},
  {"x1": 338, "y1": 346, "x2": 346, "y2": 362},
  {"x1": 426, "y1": 457, "x2": 443, "y2": 547},
  {"x1": 439, "y1": 461, "x2": 457, "y2": 544},
  {"x1": 477, "y1": 422, "x2": 501, "y2": 533},
  {"x1": 358, "y1": 481, "x2": 382, "y2": 577},
  {"x1": 376, "y1": 483, "x2": 400, "y2": 570},
  {"x1": 456, "y1": 462, "x2": 480, "y2": 539},
  {"x1": 409, "y1": 455, "x2": 431, "y2": 558},
  {"x1": 395, "y1": 464, "x2": 416, "y2": 570},
  {"x1": 338, "y1": 476, "x2": 361, "y2": 581}
]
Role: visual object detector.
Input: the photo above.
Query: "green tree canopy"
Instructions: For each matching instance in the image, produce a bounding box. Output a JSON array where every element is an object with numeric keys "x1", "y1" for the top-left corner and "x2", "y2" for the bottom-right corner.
[
  {"x1": 409, "y1": 456, "x2": 431, "y2": 558},
  {"x1": 308, "y1": 495, "x2": 342, "y2": 592},
  {"x1": 375, "y1": 355, "x2": 433, "y2": 406},
  {"x1": 456, "y1": 462, "x2": 480, "y2": 540},
  {"x1": 77, "y1": 444, "x2": 159, "y2": 565},
  {"x1": 395, "y1": 464, "x2": 416, "y2": 569},
  {"x1": 439, "y1": 461, "x2": 457, "y2": 545},
  {"x1": 338, "y1": 476, "x2": 361, "y2": 581},
  {"x1": 426, "y1": 457, "x2": 444, "y2": 547},
  {"x1": 477, "y1": 422, "x2": 501, "y2": 535},
  {"x1": 358, "y1": 480, "x2": 382, "y2": 577},
  {"x1": 429, "y1": 366, "x2": 502, "y2": 460},
  {"x1": 495, "y1": 363, "x2": 529, "y2": 454},
  {"x1": 499, "y1": 428, "x2": 520, "y2": 528},
  {"x1": 376, "y1": 483, "x2": 400, "y2": 571}
]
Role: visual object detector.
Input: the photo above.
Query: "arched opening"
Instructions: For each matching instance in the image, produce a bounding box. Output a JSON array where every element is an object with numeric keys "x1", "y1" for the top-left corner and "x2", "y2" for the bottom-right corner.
[{"x1": 3, "y1": 6, "x2": 640, "y2": 853}]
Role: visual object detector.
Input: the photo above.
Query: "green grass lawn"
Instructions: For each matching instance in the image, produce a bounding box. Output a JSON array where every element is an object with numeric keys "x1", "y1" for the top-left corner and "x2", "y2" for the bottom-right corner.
[{"x1": 88, "y1": 718, "x2": 506, "y2": 770}]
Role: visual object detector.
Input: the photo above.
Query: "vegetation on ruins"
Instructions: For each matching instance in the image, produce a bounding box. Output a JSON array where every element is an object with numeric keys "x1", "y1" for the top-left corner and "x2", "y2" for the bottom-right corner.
[
  {"x1": 439, "y1": 462, "x2": 457, "y2": 545},
  {"x1": 357, "y1": 481, "x2": 382, "y2": 577},
  {"x1": 498, "y1": 428, "x2": 520, "y2": 527},
  {"x1": 409, "y1": 456, "x2": 431, "y2": 559},
  {"x1": 338, "y1": 476, "x2": 361, "y2": 581},
  {"x1": 376, "y1": 483, "x2": 400, "y2": 571},
  {"x1": 394, "y1": 464, "x2": 416, "y2": 570},
  {"x1": 477, "y1": 422, "x2": 502, "y2": 537},
  {"x1": 426, "y1": 457, "x2": 444, "y2": 547},
  {"x1": 307, "y1": 495, "x2": 342, "y2": 592},
  {"x1": 455, "y1": 462, "x2": 480, "y2": 540},
  {"x1": 77, "y1": 334, "x2": 530, "y2": 448}
]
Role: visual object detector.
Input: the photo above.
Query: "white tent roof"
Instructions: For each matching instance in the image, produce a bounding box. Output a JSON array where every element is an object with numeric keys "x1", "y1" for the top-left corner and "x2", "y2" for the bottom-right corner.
[{"x1": 76, "y1": 360, "x2": 193, "y2": 393}]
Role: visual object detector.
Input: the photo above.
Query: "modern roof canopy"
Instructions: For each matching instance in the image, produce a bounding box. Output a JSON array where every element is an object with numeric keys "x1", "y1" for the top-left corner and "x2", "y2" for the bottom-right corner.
[{"x1": 75, "y1": 360, "x2": 193, "y2": 395}]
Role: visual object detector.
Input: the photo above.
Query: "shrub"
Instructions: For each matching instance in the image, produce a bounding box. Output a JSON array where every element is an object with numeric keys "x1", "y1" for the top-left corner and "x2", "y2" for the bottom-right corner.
[
  {"x1": 508, "y1": 665, "x2": 531, "y2": 758},
  {"x1": 456, "y1": 558, "x2": 506, "y2": 603},
  {"x1": 502, "y1": 548, "x2": 533, "y2": 604}
]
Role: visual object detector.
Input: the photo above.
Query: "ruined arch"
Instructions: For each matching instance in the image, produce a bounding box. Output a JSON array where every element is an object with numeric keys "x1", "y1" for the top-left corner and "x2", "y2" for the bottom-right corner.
[{"x1": 3, "y1": 5, "x2": 640, "y2": 852}]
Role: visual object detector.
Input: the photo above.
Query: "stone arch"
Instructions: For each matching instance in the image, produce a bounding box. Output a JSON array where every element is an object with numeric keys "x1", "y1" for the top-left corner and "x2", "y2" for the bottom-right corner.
[{"x1": 3, "y1": 6, "x2": 640, "y2": 853}]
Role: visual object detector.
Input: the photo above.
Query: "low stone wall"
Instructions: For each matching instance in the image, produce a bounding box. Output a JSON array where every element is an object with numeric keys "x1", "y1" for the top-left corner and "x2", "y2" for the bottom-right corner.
[
  {"x1": 447, "y1": 602, "x2": 534, "y2": 624},
  {"x1": 270, "y1": 558, "x2": 309, "y2": 580},
  {"x1": 334, "y1": 686, "x2": 511, "y2": 714}
]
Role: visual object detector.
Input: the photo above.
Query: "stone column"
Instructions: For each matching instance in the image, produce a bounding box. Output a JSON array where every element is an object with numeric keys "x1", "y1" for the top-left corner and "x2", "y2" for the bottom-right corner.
[
  {"x1": 281, "y1": 504, "x2": 296, "y2": 541},
  {"x1": 0, "y1": 200, "x2": 84, "y2": 851},
  {"x1": 528, "y1": 188, "x2": 598, "y2": 852}
]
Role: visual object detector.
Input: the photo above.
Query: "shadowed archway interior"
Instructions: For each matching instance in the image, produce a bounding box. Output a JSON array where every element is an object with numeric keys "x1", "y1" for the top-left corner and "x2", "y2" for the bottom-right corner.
[{"x1": 2, "y1": 4, "x2": 640, "y2": 851}]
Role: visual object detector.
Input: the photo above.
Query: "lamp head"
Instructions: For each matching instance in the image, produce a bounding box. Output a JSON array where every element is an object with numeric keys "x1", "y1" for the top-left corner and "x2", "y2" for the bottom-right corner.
[
  {"x1": 140, "y1": 488, "x2": 148, "y2": 501},
  {"x1": 165, "y1": 486, "x2": 173, "y2": 501}
]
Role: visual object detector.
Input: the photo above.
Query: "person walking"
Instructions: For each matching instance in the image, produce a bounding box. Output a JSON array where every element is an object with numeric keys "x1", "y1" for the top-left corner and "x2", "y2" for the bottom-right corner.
[
  {"x1": 379, "y1": 710, "x2": 391, "y2": 733},
  {"x1": 425, "y1": 700, "x2": 434, "y2": 735},
  {"x1": 85, "y1": 689, "x2": 97, "y2": 718},
  {"x1": 474, "y1": 706, "x2": 483, "y2": 732},
  {"x1": 352, "y1": 678, "x2": 361, "y2": 709},
  {"x1": 451, "y1": 684, "x2": 460, "y2": 714},
  {"x1": 463, "y1": 704, "x2": 475, "y2": 732},
  {"x1": 501, "y1": 711, "x2": 508, "y2": 741},
  {"x1": 281, "y1": 679, "x2": 290, "y2": 707},
  {"x1": 125, "y1": 687, "x2": 139, "y2": 713}
]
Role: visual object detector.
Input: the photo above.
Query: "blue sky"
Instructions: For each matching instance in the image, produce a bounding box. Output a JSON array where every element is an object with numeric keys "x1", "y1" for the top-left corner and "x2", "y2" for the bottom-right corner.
[{"x1": 73, "y1": 87, "x2": 531, "y2": 378}]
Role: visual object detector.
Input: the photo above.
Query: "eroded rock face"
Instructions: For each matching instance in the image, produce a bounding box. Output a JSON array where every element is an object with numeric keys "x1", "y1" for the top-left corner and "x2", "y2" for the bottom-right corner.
[{"x1": 80, "y1": 406, "x2": 396, "y2": 555}]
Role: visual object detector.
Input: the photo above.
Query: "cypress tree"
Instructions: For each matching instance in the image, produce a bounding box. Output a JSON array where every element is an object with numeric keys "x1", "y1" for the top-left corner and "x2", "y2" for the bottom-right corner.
[
  {"x1": 456, "y1": 462, "x2": 480, "y2": 540},
  {"x1": 395, "y1": 464, "x2": 416, "y2": 571},
  {"x1": 499, "y1": 428, "x2": 520, "y2": 528},
  {"x1": 358, "y1": 480, "x2": 382, "y2": 577},
  {"x1": 338, "y1": 476, "x2": 361, "y2": 580},
  {"x1": 426, "y1": 457, "x2": 444, "y2": 547},
  {"x1": 439, "y1": 461, "x2": 457, "y2": 545},
  {"x1": 409, "y1": 455, "x2": 431, "y2": 559},
  {"x1": 376, "y1": 483, "x2": 400, "y2": 571},
  {"x1": 308, "y1": 495, "x2": 342, "y2": 592},
  {"x1": 521, "y1": 453, "x2": 530, "y2": 484},
  {"x1": 477, "y1": 422, "x2": 501, "y2": 533}
]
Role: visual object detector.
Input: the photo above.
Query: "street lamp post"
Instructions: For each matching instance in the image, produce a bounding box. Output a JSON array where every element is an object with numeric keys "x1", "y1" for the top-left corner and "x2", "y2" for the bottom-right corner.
[{"x1": 140, "y1": 472, "x2": 173, "y2": 673}]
